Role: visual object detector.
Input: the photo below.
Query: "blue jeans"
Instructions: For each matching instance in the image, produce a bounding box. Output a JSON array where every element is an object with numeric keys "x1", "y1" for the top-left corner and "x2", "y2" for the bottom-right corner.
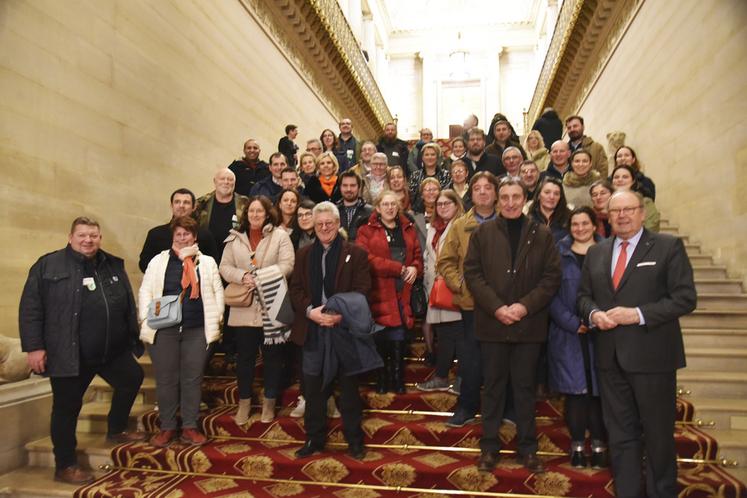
[{"x1": 454, "y1": 310, "x2": 482, "y2": 416}]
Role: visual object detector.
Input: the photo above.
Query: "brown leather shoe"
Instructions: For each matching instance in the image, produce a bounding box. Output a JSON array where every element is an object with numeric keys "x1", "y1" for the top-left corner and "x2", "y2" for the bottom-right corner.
[
  {"x1": 520, "y1": 452, "x2": 546, "y2": 473},
  {"x1": 477, "y1": 450, "x2": 500, "y2": 472},
  {"x1": 180, "y1": 428, "x2": 208, "y2": 445},
  {"x1": 54, "y1": 465, "x2": 94, "y2": 485},
  {"x1": 149, "y1": 429, "x2": 177, "y2": 448},
  {"x1": 106, "y1": 431, "x2": 147, "y2": 444}
]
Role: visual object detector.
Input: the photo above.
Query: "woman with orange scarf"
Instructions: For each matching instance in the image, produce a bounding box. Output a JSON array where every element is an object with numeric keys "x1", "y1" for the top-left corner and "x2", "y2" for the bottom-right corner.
[
  {"x1": 139, "y1": 216, "x2": 224, "y2": 448},
  {"x1": 305, "y1": 151, "x2": 342, "y2": 204}
]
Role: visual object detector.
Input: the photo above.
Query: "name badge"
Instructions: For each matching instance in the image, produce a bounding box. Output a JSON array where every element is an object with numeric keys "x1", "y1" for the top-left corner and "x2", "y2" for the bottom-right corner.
[
  {"x1": 82, "y1": 277, "x2": 96, "y2": 291},
  {"x1": 346, "y1": 150, "x2": 354, "y2": 159},
  {"x1": 392, "y1": 151, "x2": 399, "y2": 157}
]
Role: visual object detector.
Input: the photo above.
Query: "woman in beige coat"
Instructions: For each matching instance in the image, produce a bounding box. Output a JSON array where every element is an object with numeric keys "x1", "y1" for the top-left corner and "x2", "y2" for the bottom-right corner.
[{"x1": 220, "y1": 196, "x2": 295, "y2": 424}]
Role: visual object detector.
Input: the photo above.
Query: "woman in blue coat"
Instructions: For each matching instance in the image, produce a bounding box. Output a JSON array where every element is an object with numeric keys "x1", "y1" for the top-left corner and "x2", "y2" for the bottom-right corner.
[{"x1": 548, "y1": 206, "x2": 608, "y2": 469}]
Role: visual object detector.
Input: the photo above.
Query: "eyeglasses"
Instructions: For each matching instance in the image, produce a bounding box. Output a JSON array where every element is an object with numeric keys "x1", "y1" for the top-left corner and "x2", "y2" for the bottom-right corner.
[
  {"x1": 315, "y1": 221, "x2": 338, "y2": 229},
  {"x1": 297, "y1": 212, "x2": 313, "y2": 218},
  {"x1": 608, "y1": 206, "x2": 642, "y2": 216},
  {"x1": 436, "y1": 201, "x2": 454, "y2": 208}
]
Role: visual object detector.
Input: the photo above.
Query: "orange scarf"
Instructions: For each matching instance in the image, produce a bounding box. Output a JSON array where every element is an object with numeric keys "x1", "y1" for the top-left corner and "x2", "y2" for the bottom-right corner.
[
  {"x1": 319, "y1": 175, "x2": 337, "y2": 198},
  {"x1": 174, "y1": 247, "x2": 200, "y2": 299}
]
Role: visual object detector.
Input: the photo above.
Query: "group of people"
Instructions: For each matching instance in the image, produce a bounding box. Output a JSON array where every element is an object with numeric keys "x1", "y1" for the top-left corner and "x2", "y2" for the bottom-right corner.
[{"x1": 19, "y1": 112, "x2": 696, "y2": 498}]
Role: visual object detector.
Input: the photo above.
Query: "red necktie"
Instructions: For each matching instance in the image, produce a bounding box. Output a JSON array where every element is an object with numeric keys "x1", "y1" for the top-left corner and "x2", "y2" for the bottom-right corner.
[{"x1": 612, "y1": 241, "x2": 629, "y2": 290}]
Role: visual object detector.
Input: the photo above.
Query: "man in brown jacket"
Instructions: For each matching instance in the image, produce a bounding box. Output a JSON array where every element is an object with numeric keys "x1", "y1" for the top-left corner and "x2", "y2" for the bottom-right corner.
[
  {"x1": 464, "y1": 177, "x2": 561, "y2": 474},
  {"x1": 566, "y1": 115, "x2": 608, "y2": 177}
]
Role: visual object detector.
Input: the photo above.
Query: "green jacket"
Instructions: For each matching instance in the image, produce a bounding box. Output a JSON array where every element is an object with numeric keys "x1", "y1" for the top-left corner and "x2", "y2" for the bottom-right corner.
[{"x1": 194, "y1": 191, "x2": 250, "y2": 231}]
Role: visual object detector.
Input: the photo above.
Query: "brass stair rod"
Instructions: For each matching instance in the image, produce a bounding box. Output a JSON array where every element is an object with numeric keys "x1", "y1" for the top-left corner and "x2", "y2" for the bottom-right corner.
[{"x1": 97, "y1": 463, "x2": 561, "y2": 498}]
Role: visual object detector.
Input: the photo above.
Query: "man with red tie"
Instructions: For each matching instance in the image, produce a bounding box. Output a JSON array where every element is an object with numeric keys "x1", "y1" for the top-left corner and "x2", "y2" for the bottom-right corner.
[{"x1": 578, "y1": 190, "x2": 697, "y2": 498}]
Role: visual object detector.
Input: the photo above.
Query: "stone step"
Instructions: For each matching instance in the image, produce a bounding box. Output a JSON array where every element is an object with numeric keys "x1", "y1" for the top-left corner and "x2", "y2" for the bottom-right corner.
[
  {"x1": 691, "y1": 397, "x2": 747, "y2": 431},
  {"x1": 660, "y1": 225, "x2": 680, "y2": 235},
  {"x1": 677, "y1": 371, "x2": 747, "y2": 398},
  {"x1": 0, "y1": 466, "x2": 100, "y2": 498},
  {"x1": 696, "y1": 279, "x2": 744, "y2": 294},
  {"x1": 25, "y1": 433, "x2": 115, "y2": 470},
  {"x1": 685, "y1": 347, "x2": 747, "y2": 373},
  {"x1": 708, "y1": 429, "x2": 747, "y2": 468},
  {"x1": 683, "y1": 328, "x2": 747, "y2": 348},
  {"x1": 693, "y1": 265, "x2": 729, "y2": 279},
  {"x1": 88, "y1": 377, "x2": 157, "y2": 405},
  {"x1": 688, "y1": 254, "x2": 715, "y2": 266},
  {"x1": 685, "y1": 243, "x2": 702, "y2": 255},
  {"x1": 681, "y1": 310, "x2": 747, "y2": 329},
  {"x1": 697, "y1": 294, "x2": 747, "y2": 310},
  {"x1": 78, "y1": 401, "x2": 154, "y2": 434}
]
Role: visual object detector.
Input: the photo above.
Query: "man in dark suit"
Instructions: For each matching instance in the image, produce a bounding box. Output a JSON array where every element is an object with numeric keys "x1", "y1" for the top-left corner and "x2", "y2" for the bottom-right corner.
[
  {"x1": 289, "y1": 201, "x2": 372, "y2": 460},
  {"x1": 578, "y1": 191, "x2": 697, "y2": 498}
]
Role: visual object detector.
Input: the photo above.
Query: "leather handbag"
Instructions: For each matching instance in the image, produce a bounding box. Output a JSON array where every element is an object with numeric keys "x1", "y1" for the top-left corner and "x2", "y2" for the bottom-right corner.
[
  {"x1": 146, "y1": 292, "x2": 184, "y2": 329},
  {"x1": 410, "y1": 277, "x2": 427, "y2": 318},
  {"x1": 429, "y1": 276, "x2": 459, "y2": 311},
  {"x1": 224, "y1": 282, "x2": 253, "y2": 307}
]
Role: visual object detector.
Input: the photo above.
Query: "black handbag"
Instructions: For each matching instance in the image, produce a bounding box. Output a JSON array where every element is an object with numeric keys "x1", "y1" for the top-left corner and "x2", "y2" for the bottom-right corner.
[{"x1": 410, "y1": 277, "x2": 427, "y2": 319}]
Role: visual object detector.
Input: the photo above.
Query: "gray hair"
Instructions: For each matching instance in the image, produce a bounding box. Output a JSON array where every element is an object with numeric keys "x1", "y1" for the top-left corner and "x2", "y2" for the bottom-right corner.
[
  {"x1": 371, "y1": 152, "x2": 388, "y2": 163},
  {"x1": 313, "y1": 201, "x2": 340, "y2": 221},
  {"x1": 502, "y1": 146, "x2": 523, "y2": 159}
]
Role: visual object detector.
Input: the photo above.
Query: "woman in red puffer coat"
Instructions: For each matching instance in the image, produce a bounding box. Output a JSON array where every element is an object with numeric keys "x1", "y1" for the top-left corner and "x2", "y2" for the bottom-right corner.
[{"x1": 356, "y1": 190, "x2": 423, "y2": 394}]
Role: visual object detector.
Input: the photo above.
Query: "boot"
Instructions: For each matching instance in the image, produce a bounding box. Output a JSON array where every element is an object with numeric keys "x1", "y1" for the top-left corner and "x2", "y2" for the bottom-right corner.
[
  {"x1": 234, "y1": 398, "x2": 252, "y2": 425},
  {"x1": 375, "y1": 341, "x2": 390, "y2": 394},
  {"x1": 391, "y1": 340, "x2": 407, "y2": 394},
  {"x1": 261, "y1": 398, "x2": 276, "y2": 423}
]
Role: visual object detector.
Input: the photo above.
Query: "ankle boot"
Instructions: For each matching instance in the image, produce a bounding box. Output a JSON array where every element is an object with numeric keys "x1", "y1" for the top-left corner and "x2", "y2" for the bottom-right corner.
[
  {"x1": 261, "y1": 398, "x2": 276, "y2": 423},
  {"x1": 375, "y1": 341, "x2": 389, "y2": 394},
  {"x1": 234, "y1": 398, "x2": 252, "y2": 425},
  {"x1": 391, "y1": 340, "x2": 406, "y2": 394}
]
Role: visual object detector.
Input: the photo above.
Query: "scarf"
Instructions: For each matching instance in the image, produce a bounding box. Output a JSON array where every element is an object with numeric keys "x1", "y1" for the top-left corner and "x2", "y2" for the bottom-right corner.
[
  {"x1": 563, "y1": 169, "x2": 601, "y2": 188},
  {"x1": 249, "y1": 227, "x2": 263, "y2": 251},
  {"x1": 319, "y1": 175, "x2": 338, "y2": 198},
  {"x1": 174, "y1": 244, "x2": 200, "y2": 299},
  {"x1": 594, "y1": 209, "x2": 611, "y2": 237},
  {"x1": 431, "y1": 217, "x2": 448, "y2": 251},
  {"x1": 309, "y1": 235, "x2": 342, "y2": 307}
]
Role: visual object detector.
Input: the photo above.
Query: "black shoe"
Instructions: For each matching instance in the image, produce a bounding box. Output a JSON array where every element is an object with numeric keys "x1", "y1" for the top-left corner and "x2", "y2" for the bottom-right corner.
[
  {"x1": 477, "y1": 450, "x2": 500, "y2": 472},
  {"x1": 570, "y1": 450, "x2": 587, "y2": 468},
  {"x1": 590, "y1": 448, "x2": 608, "y2": 469},
  {"x1": 390, "y1": 340, "x2": 407, "y2": 394},
  {"x1": 295, "y1": 441, "x2": 324, "y2": 458},
  {"x1": 347, "y1": 444, "x2": 366, "y2": 460},
  {"x1": 519, "y1": 452, "x2": 545, "y2": 473},
  {"x1": 375, "y1": 367, "x2": 388, "y2": 394}
]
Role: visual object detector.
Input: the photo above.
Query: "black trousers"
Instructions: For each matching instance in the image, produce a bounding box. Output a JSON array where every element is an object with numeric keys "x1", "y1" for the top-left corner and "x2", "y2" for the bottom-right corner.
[
  {"x1": 479, "y1": 342, "x2": 542, "y2": 455},
  {"x1": 303, "y1": 372, "x2": 363, "y2": 448},
  {"x1": 234, "y1": 326, "x2": 285, "y2": 400},
  {"x1": 49, "y1": 350, "x2": 143, "y2": 470},
  {"x1": 598, "y1": 356, "x2": 677, "y2": 498}
]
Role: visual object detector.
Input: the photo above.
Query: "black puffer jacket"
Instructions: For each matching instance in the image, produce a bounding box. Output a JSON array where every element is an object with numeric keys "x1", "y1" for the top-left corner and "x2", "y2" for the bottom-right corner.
[
  {"x1": 532, "y1": 109, "x2": 564, "y2": 149},
  {"x1": 19, "y1": 246, "x2": 141, "y2": 377}
]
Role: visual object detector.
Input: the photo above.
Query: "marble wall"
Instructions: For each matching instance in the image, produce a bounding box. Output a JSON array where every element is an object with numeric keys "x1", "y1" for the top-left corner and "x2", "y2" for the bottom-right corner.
[
  {"x1": 577, "y1": 0, "x2": 747, "y2": 281},
  {"x1": 0, "y1": 0, "x2": 339, "y2": 339}
]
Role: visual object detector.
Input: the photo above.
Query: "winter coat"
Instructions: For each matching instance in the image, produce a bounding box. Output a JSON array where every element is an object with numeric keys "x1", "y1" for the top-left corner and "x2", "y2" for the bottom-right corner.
[
  {"x1": 425, "y1": 220, "x2": 462, "y2": 324},
  {"x1": 336, "y1": 198, "x2": 372, "y2": 242},
  {"x1": 304, "y1": 292, "x2": 384, "y2": 388},
  {"x1": 139, "y1": 252, "x2": 224, "y2": 345},
  {"x1": 304, "y1": 175, "x2": 342, "y2": 204},
  {"x1": 548, "y1": 235, "x2": 600, "y2": 395},
  {"x1": 377, "y1": 138, "x2": 409, "y2": 171},
  {"x1": 228, "y1": 159, "x2": 270, "y2": 197},
  {"x1": 219, "y1": 225, "x2": 295, "y2": 327},
  {"x1": 527, "y1": 147, "x2": 551, "y2": 171},
  {"x1": 249, "y1": 176, "x2": 284, "y2": 201},
  {"x1": 563, "y1": 170, "x2": 601, "y2": 209},
  {"x1": 572, "y1": 136, "x2": 608, "y2": 177},
  {"x1": 356, "y1": 212, "x2": 424, "y2": 329},
  {"x1": 19, "y1": 246, "x2": 141, "y2": 377},
  {"x1": 463, "y1": 215, "x2": 561, "y2": 342},
  {"x1": 532, "y1": 109, "x2": 563, "y2": 148},
  {"x1": 435, "y1": 208, "x2": 481, "y2": 311},
  {"x1": 194, "y1": 192, "x2": 250, "y2": 231}
]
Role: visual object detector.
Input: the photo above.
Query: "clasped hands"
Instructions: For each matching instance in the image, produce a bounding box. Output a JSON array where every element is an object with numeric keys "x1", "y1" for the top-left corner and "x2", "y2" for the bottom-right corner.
[
  {"x1": 591, "y1": 307, "x2": 640, "y2": 330},
  {"x1": 400, "y1": 265, "x2": 417, "y2": 285},
  {"x1": 241, "y1": 272, "x2": 256, "y2": 291},
  {"x1": 309, "y1": 306, "x2": 342, "y2": 327},
  {"x1": 494, "y1": 303, "x2": 528, "y2": 325}
]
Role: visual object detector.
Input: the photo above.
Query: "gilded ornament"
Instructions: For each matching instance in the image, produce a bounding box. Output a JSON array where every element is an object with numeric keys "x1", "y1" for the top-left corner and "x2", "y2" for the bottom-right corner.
[
  {"x1": 236, "y1": 455, "x2": 274, "y2": 479},
  {"x1": 376, "y1": 462, "x2": 417, "y2": 487},
  {"x1": 385, "y1": 428, "x2": 422, "y2": 454},
  {"x1": 301, "y1": 457, "x2": 350, "y2": 482},
  {"x1": 260, "y1": 424, "x2": 295, "y2": 448},
  {"x1": 361, "y1": 417, "x2": 392, "y2": 437},
  {"x1": 537, "y1": 433, "x2": 564, "y2": 454},
  {"x1": 333, "y1": 488, "x2": 381, "y2": 498},
  {"x1": 189, "y1": 449, "x2": 212, "y2": 473},
  {"x1": 499, "y1": 422, "x2": 517, "y2": 443},
  {"x1": 194, "y1": 477, "x2": 239, "y2": 494},
  {"x1": 164, "y1": 490, "x2": 185, "y2": 498},
  {"x1": 446, "y1": 466, "x2": 498, "y2": 491},
  {"x1": 422, "y1": 393, "x2": 457, "y2": 412},
  {"x1": 530, "y1": 471, "x2": 572, "y2": 496},
  {"x1": 365, "y1": 392, "x2": 395, "y2": 409},
  {"x1": 216, "y1": 443, "x2": 253, "y2": 455},
  {"x1": 266, "y1": 482, "x2": 306, "y2": 496},
  {"x1": 414, "y1": 452, "x2": 458, "y2": 468}
]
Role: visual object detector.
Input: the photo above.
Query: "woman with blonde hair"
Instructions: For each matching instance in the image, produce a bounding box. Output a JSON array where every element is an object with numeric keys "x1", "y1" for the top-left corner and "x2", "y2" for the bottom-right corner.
[
  {"x1": 297, "y1": 151, "x2": 317, "y2": 185},
  {"x1": 523, "y1": 130, "x2": 550, "y2": 171},
  {"x1": 386, "y1": 165, "x2": 411, "y2": 212},
  {"x1": 305, "y1": 151, "x2": 342, "y2": 203},
  {"x1": 408, "y1": 143, "x2": 451, "y2": 205}
]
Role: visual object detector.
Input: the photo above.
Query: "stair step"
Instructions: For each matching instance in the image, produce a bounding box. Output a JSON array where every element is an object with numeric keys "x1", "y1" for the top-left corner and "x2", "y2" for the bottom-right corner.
[
  {"x1": 697, "y1": 293, "x2": 747, "y2": 310},
  {"x1": 685, "y1": 243, "x2": 702, "y2": 255},
  {"x1": 0, "y1": 466, "x2": 102, "y2": 498},
  {"x1": 693, "y1": 265, "x2": 729, "y2": 279},
  {"x1": 688, "y1": 254, "x2": 714, "y2": 266},
  {"x1": 88, "y1": 377, "x2": 157, "y2": 404},
  {"x1": 685, "y1": 347, "x2": 747, "y2": 373},
  {"x1": 681, "y1": 310, "x2": 747, "y2": 329},
  {"x1": 660, "y1": 225, "x2": 680, "y2": 235},
  {"x1": 708, "y1": 429, "x2": 747, "y2": 467},
  {"x1": 25, "y1": 433, "x2": 115, "y2": 470},
  {"x1": 691, "y1": 397, "x2": 747, "y2": 431},
  {"x1": 683, "y1": 328, "x2": 747, "y2": 348},
  {"x1": 78, "y1": 401, "x2": 155, "y2": 434},
  {"x1": 696, "y1": 279, "x2": 744, "y2": 294},
  {"x1": 678, "y1": 371, "x2": 747, "y2": 398}
]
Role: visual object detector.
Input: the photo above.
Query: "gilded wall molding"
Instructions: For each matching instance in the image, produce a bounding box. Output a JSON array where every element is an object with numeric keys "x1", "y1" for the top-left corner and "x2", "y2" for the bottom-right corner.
[
  {"x1": 238, "y1": 0, "x2": 393, "y2": 138},
  {"x1": 528, "y1": 0, "x2": 643, "y2": 124}
]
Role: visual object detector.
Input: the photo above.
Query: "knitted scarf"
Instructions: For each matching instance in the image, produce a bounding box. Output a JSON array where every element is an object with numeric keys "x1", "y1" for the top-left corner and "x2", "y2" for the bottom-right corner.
[
  {"x1": 563, "y1": 169, "x2": 601, "y2": 188},
  {"x1": 319, "y1": 175, "x2": 338, "y2": 198},
  {"x1": 174, "y1": 244, "x2": 200, "y2": 299}
]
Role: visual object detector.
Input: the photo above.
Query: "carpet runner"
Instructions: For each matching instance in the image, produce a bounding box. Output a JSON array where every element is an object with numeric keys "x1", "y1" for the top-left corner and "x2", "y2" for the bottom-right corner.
[{"x1": 73, "y1": 351, "x2": 746, "y2": 497}]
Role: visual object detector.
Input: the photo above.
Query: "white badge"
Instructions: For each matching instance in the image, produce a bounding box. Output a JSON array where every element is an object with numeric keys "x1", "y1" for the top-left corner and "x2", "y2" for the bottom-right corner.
[
  {"x1": 82, "y1": 277, "x2": 96, "y2": 291},
  {"x1": 392, "y1": 151, "x2": 399, "y2": 157}
]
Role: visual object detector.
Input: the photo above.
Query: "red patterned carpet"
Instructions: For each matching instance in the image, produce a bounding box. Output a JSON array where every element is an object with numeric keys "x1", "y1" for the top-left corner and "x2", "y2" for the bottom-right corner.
[{"x1": 73, "y1": 350, "x2": 747, "y2": 498}]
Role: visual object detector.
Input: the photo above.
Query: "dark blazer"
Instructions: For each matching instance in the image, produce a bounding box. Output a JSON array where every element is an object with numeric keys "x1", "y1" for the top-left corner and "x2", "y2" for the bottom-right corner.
[
  {"x1": 577, "y1": 229, "x2": 697, "y2": 373},
  {"x1": 289, "y1": 239, "x2": 371, "y2": 345},
  {"x1": 463, "y1": 215, "x2": 561, "y2": 343}
]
